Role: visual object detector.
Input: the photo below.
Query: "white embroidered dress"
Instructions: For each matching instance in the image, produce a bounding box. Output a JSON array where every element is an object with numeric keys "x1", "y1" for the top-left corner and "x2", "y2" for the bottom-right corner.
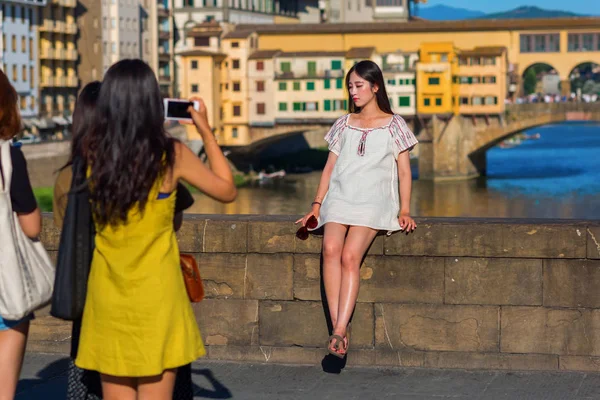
[{"x1": 312, "y1": 113, "x2": 418, "y2": 234}]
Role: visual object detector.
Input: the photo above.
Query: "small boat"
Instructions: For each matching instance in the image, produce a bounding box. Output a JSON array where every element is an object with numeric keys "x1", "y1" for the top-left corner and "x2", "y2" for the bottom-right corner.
[{"x1": 257, "y1": 170, "x2": 286, "y2": 181}]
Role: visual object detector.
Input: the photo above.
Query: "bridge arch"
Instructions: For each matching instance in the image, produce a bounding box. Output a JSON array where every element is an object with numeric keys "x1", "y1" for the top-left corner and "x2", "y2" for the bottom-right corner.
[
  {"x1": 568, "y1": 61, "x2": 600, "y2": 96},
  {"x1": 521, "y1": 62, "x2": 560, "y2": 96}
]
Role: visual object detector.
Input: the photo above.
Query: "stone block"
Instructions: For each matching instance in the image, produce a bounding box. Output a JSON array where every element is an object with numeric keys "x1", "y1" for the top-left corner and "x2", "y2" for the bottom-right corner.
[
  {"x1": 358, "y1": 256, "x2": 444, "y2": 303},
  {"x1": 374, "y1": 349, "x2": 427, "y2": 367},
  {"x1": 375, "y1": 304, "x2": 499, "y2": 352},
  {"x1": 445, "y1": 258, "x2": 542, "y2": 305},
  {"x1": 247, "y1": 221, "x2": 296, "y2": 253},
  {"x1": 196, "y1": 253, "x2": 246, "y2": 299},
  {"x1": 40, "y1": 217, "x2": 61, "y2": 251},
  {"x1": 259, "y1": 301, "x2": 374, "y2": 348},
  {"x1": 544, "y1": 259, "x2": 600, "y2": 308},
  {"x1": 203, "y1": 220, "x2": 247, "y2": 253},
  {"x1": 588, "y1": 226, "x2": 600, "y2": 259},
  {"x1": 501, "y1": 307, "x2": 600, "y2": 356},
  {"x1": 560, "y1": 356, "x2": 600, "y2": 372},
  {"x1": 208, "y1": 345, "x2": 326, "y2": 365},
  {"x1": 176, "y1": 220, "x2": 201, "y2": 253},
  {"x1": 245, "y1": 254, "x2": 293, "y2": 300},
  {"x1": 367, "y1": 235, "x2": 384, "y2": 255},
  {"x1": 384, "y1": 222, "x2": 586, "y2": 259},
  {"x1": 192, "y1": 299, "x2": 258, "y2": 346},
  {"x1": 29, "y1": 316, "x2": 72, "y2": 343},
  {"x1": 424, "y1": 351, "x2": 558, "y2": 371},
  {"x1": 27, "y1": 340, "x2": 70, "y2": 355},
  {"x1": 293, "y1": 254, "x2": 322, "y2": 301},
  {"x1": 294, "y1": 232, "x2": 322, "y2": 254}
]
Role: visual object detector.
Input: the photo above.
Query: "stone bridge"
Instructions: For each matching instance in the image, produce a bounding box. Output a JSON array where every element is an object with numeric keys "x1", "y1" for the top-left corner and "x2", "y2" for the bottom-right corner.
[{"x1": 417, "y1": 102, "x2": 600, "y2": 180}]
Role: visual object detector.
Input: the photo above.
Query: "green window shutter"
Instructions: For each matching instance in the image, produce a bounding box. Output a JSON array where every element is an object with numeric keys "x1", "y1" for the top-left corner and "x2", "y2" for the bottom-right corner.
[
  {"x1": 281, "y1": 62, "x2": 291, "y2": 72},
  {"x1": 435, "y1": 98, "x2": 442, "y2": 106},
  {"x1": 398, "y1": 96, "x2": 410, "y2": 107},
  {"x1": 336, "y1": 78, "x2": 343, "y2": 89},
  {"x1": 412, "y1": 79, "x2": 416, "y2": 85},
  {"x1": 293, "y1": 81, "x2": 300, "y2": 91},
  {"x1": 494, "y1": 97, "x2": 498, "y2": 105},
  {"x1": 302, "y1": 102, "x2": 307, "y2": 111},
  {"x1": 278, "y1": 102, "x2": 287, "y2": 111},
  {"x1": 331, "y1": 60, "x2": 342, "y2": 70},
  {"x1": 343, "y1": 99, "x2": 347, "y2": 109},
  {"x1": 324, "y1": 79, "x2": 331, "y2": 89},
  {"x1": 307, "y1": 61, "x2": 317, "y2": 76},
  {"x1": 278, "y1": 82, "x2": 287, "y2": 91},
  {"x1": 324, "y1": 100, "x2": 331, "y2": 111},
  {"x1": 428, "y1": 77, "x2": 440, "y2": 85},
  {"x1": 307, "y1": 81, "x2": 315, "y2": 91},
  {"x1": 387, "y1": 79, "x2": 395, "y2": 85},
  {"x1": 293, "y1": 102, "x2": 302, "y2": 111},
  {"x1": 424, "y1": 98, "x2": 430, "y2": 106},
  {"x1": 467, "y1": 77, "x2": 473, "y2": 84}
]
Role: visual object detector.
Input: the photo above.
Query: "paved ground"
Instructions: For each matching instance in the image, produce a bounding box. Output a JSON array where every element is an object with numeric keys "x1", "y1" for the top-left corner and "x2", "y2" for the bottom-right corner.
[{"x1": 17, "y1": 352, "x2": 600, "y2": 399}]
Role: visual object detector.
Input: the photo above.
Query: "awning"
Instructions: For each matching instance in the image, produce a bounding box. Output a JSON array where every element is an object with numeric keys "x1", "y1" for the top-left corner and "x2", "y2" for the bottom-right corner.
[{"x1": 52, "y1": 116, "x2": 70, "y2": 125}]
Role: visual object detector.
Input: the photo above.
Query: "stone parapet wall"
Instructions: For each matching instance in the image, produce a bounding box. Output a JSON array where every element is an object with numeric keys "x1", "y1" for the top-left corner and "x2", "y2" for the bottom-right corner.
[{"x1": 33, "y1": 214, "x2": 600, "y2": 371}]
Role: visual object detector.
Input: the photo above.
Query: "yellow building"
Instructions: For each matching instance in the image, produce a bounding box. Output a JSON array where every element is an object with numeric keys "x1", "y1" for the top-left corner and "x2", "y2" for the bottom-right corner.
[
  {"x1": 39, "y1": 0, "x2": 78, "y2": 137},
  {"x1": 416, "y1": 42, "x2": 458, "y2": 115},
  {"x1": 456, "y1": 47, "x2": 507, "y2": 114}
]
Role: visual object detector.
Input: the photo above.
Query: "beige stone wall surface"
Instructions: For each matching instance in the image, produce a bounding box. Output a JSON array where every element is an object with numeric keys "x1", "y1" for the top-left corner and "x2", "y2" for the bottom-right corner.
[{"x1": 34, "y1": 214, "x2": 600, "y2": 372}]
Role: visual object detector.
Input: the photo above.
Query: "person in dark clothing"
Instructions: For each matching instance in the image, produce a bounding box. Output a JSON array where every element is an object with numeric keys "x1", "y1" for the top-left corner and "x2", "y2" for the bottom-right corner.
[{"x1": 0, "y1": 69, "x2": 42, "y2": 399}]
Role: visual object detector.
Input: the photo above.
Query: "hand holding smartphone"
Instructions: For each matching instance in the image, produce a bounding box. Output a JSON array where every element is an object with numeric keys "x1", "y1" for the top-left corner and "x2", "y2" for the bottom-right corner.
[{"x1": 164, "y1": 98, "x2": 200, "y2": 122}]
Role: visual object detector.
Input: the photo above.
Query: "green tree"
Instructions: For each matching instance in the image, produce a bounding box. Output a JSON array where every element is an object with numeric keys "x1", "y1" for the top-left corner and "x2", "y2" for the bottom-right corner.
[{"x1": 523, "y1": 68, "x2": 538, "y2": 95}]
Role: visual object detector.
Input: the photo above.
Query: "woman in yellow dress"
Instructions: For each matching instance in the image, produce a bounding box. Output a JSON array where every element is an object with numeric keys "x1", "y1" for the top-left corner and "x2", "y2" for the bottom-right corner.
[{"x1": 75, "y1": 59, "x2": 237, "y2": 399}]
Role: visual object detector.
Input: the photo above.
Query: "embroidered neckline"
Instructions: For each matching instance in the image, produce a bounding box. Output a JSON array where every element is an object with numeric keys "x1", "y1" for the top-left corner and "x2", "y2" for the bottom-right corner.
[{"x1": 345, "y1": 114, "x2": 395, "y2": 131}]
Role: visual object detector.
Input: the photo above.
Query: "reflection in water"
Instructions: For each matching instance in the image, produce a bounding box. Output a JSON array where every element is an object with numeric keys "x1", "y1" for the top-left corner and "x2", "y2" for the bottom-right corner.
[{"x1": 188, "y1": 122, "x2": 600, "y2": 219}]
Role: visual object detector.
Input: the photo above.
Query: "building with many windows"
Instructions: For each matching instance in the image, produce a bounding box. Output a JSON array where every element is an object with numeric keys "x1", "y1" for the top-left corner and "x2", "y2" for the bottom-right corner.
[
  {"x1": 1, "y1": 0, "x2": 46, "y2": 134},
  {"x1": 456, "y1": 46, "x2": 507, "y2": 115},
  {"x1": 416, "y1": 42, "x2": 459, "y2": 115},
  {"x1": 38, "y1": 0, "x2": 77, "y2": 137},
  {"x1": 322, "y1": 0, "x2": 410, "y2": 23}
]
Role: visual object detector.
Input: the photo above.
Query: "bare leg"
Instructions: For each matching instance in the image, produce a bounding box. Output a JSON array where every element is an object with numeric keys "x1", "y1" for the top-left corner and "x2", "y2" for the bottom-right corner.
[
  {"x1": 0, "y1": 321, "x2": 29, "y2": 400},
  {"x1": 322, "y1": 222, "x2": 348, "y2": 350},
  {"x1": 100, "y1": 374, "x2": 136, "y2": 400},
  {"x1": 333, "y1": 226, "x2": 378, "y2": 353},
  {"x1": 138, "y1": 369, "x2": 177, "y2": 400}
]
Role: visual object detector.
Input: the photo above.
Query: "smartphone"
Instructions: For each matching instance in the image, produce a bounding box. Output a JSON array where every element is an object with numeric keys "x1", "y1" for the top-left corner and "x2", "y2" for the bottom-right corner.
[{"x1": 163, "y1": 98, "x2": 200, "y2": 122}]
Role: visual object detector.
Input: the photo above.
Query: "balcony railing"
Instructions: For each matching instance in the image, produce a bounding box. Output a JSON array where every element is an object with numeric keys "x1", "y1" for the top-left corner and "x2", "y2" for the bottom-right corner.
[
  {"x1": 39, "y1": 20, "x2": 53, "y2": 32},
  {"x1": 159, "y1": 30, "x2": 170, "y2": 40},
  {"x1": 65, "y1": 76, "x2": 78, "y2": 87},
  {"x1": 40, "y1": 48, "x2": 54, "y2": 59},
  {"x1": 274, "y1": 69, "x2": 344, "y2": 79},
  {"x1": 159, "y1": 74, "x2": 171, "y2": 84},
  {"x1": 53, "y1": 0, "x2": 76, "y2": 7},
  {"x1": 64, "y1": 23, "x2": 77, "y2": 35},
  {"x1": 64, "y1": 48, "x2": 78, "y2": 61},
  {"x1": 40, "y1": 76, "x2": 54, "y2": 87}
]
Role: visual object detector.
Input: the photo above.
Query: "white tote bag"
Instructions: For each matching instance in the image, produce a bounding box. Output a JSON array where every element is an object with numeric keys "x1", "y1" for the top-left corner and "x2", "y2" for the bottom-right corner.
[{"x1": 0, "y1": 139, "x2": 55, "y2": 320}]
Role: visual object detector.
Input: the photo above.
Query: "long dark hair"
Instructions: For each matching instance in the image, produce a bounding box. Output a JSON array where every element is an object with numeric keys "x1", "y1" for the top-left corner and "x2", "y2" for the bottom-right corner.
[
  {"x1": 0, "y1": 69, "x2": 21, "y2": 140},
  {"x1": 62, "y1": 81, "x2": 101, "y2": 169},
  {"x1": 85, "y1": 59, "x2": 175, "y2": 228},
  {"x1": 346, "y1": 61, "x2": 393, "y2": 115}
]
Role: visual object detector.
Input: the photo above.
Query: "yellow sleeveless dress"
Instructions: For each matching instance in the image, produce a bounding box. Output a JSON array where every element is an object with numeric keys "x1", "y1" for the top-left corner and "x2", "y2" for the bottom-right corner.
[{"x1": 75, "y1": 179, "x2": 205, "y2": 377}]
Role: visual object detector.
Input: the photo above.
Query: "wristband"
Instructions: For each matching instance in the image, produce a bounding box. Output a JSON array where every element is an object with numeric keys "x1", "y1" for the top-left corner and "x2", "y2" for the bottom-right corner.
[{"x1": 311, "y1": 201, "x2": 322, "y2": 207}]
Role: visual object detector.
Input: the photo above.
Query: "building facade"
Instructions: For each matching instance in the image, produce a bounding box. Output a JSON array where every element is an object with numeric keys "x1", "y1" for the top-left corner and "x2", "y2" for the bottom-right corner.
[
  {"x1": 1, "y1": 0, "x2": 45, "y2": 133},
  {"x1": 39, "y1": 0, "x2": 77, "y2": 137},
  {"x1": 322, "y1": 0, "x2": 410, "y2": 23}
]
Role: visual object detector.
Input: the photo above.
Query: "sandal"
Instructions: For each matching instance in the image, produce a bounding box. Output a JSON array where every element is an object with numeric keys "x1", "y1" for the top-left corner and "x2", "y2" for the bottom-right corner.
[{"x1": 327, "y1": 334, "x2": 346, "y2": 359}]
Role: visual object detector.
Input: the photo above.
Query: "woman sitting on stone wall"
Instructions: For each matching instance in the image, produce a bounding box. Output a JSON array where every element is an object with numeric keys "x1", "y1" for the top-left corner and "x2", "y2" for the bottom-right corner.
[{"x1": 296, "y1": 60, "x2": 418, "y2": 359}]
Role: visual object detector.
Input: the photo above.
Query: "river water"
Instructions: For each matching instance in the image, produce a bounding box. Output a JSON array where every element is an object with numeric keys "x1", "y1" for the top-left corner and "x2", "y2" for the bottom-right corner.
[{"x1": 187, "y1": 122, "x2": 600, "y2": 219}]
